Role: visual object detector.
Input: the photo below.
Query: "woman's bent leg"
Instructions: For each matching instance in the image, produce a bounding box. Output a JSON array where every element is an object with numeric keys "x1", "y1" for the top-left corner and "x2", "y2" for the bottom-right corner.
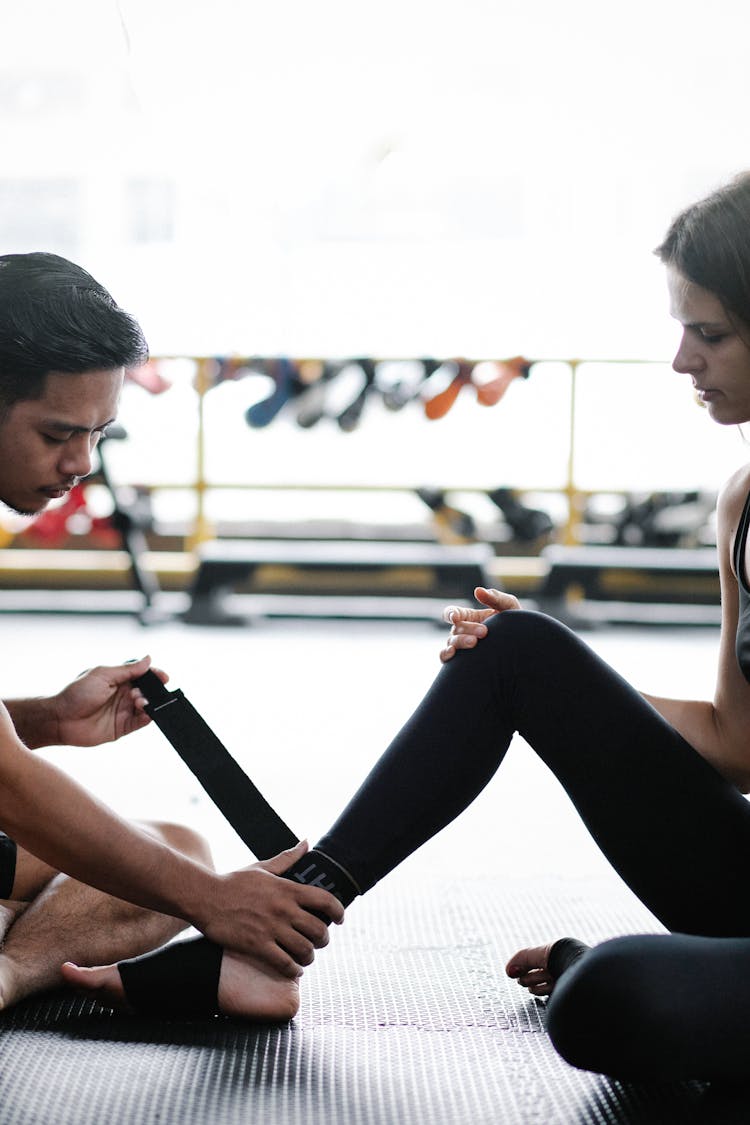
[
  {"x1": 547, "y1": 933, "x2": 750, "y2": 1081},
  {"x1": 319, "y1": 610, "x2": 750, "y2": 935}
]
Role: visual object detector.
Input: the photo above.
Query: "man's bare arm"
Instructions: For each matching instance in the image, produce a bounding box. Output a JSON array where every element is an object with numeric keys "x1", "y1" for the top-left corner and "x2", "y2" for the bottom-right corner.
[
  {"x1": 5, "y1": 655, "x2": 160, "y2": 749},
  {"x1": 0, "y1": 702, "x2": 343, "y2": 975}
]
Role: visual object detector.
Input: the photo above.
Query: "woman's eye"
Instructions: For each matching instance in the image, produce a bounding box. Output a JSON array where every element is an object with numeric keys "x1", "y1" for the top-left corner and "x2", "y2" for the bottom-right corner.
[{"x1": 699, "y1": 331, "x2": 727, "y2": 344}]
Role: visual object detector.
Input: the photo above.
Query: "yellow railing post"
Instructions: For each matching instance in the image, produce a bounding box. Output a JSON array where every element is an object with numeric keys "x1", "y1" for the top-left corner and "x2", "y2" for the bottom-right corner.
[
  {"x1": 563, "y1": 359, "x2": 581, "y2": 545},
  {"x1": 187, "y1": 356, "x2": 215, "y2": 550}
]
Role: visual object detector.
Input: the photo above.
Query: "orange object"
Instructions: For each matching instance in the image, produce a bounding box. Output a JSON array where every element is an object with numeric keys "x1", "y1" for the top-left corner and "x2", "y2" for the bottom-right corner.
[
  {"x1": 474, "y1": 356, "x2": 531, "y2": 406},
  {"x1": 423, "y1": 361, "x2": 474, "y2": 420}
]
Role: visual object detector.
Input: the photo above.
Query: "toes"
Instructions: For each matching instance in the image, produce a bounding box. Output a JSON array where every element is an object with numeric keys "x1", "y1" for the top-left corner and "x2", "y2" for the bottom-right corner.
[
  {"x1": 61, "y1": 962, "x2": 104, "y2": 992},
  {"x1": 526, "y1": 977, "x2": 555, "y2": 997},
  {"x1": 61, "y1": 961, "x2": 88, "y2": 985},
  {"x1": 505, "y1": 943, "x2": 553, "y2": 979},
  {"x1": 517, "y1": 968, "x2": 548, "y2": 987},
  {"x1": 514, "y1": 966, "x2": 554, "y2": 995},
  {"x1": 506, "y1": 942, "x2": 557, "y2": 998},
  {"x1": 61, "y1": 962, "x2": 131, "y2": 1011}
]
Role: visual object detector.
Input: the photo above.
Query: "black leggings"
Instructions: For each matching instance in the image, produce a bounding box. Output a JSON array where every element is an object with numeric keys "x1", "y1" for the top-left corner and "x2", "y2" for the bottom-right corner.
[
  {"x1": 129, "y1": 611, "x2": 750, "y2": 1078},
  {"x1": 546, "y1": 933, "x2": 750, "y2": 1081},
  {"x1": 312, "y1": 610, "x2": 750, "y2": 1080}
]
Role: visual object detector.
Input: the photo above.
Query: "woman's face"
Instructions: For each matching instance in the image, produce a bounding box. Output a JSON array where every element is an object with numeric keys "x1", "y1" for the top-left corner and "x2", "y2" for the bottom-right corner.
[{"x1": 668, "y1": 265, "x2": 750, "y2": 425}]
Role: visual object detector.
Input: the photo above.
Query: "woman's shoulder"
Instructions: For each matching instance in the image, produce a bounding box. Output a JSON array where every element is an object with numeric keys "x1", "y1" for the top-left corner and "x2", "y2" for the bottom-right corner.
[{"x1": 718, "y1": 464, "x2": 750, "y2": 519}]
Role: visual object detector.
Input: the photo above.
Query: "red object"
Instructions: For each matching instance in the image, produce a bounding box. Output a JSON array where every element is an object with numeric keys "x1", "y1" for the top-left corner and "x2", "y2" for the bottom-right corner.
[
  {"x1": 126, "y1": 360, "x2": 172, "y2": 395},
  {"x1": 20, "y1": 483, "x2": 119, "y2": 546}
]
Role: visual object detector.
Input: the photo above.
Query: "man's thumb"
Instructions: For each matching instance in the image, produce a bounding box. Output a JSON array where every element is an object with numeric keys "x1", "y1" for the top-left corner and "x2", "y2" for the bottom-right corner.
[{"x1": 262, "y1": 838, "x2": 308, "y2": 874}]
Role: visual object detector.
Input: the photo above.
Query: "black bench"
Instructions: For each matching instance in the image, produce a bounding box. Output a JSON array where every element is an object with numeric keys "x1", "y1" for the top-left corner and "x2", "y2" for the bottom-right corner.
[
  {"x1": 185, "y1": 539, "x2": 493, "y2": 624},
  {"x1": 538, "y1": 544, "x2": 720, "y2": 621}
]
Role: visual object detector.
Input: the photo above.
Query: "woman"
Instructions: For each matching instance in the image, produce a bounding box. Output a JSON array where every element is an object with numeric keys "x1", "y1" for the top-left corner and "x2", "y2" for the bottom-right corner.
[{"x1": 66, "y1": 171, "x2": 750, "y2": 1081}]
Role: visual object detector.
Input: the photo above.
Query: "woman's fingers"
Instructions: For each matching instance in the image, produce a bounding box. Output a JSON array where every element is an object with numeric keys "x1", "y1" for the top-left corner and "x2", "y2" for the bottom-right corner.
[
  {"x1": 440, "y1": 606, "x2": 492, "y2": 663},
  {"x1": 474, "y1": 586, "x2": 521, "y2": 612},
  {"x1": 439, "y1": 626, "x2": 486, "y2": 663},
  {"x1": 442, "y1": 604, "x2": 493, "y2": 626},
  {"x1": 440, "y1": 589, "x2": 520, "y2": 663}
]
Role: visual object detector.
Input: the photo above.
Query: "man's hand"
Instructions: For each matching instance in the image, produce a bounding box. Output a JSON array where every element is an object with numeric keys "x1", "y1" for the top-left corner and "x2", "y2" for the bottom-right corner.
[
  {"x1": 200, "y1": 841, "x2": 345, "y2": 978},
  {"x1": 439, "y1": 586, "x2": 521, "y2": 663},
  {"x1": 52, "y1": 655, "x2": 167, "y2": 747}
]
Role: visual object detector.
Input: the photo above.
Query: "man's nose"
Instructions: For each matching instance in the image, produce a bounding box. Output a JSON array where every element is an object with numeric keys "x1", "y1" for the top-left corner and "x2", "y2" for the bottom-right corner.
[{"x1": 58, "y1": 435, "x2": 94, "y2": 479}]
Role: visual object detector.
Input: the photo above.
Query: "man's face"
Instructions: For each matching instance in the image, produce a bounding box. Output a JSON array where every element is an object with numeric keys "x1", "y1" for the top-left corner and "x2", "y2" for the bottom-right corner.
[{"x1": 0, "y1": 368, "x2": 123, "y2": 516}]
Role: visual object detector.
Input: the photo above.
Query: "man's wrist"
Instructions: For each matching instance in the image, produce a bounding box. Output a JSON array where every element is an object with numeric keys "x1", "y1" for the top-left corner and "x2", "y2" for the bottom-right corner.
[
  {"x1": 169, "y1": 861, "x2": 222, "y2": 934},
  {"x1": 4, "y1": 696, "x2": 60, "y2": 750}
]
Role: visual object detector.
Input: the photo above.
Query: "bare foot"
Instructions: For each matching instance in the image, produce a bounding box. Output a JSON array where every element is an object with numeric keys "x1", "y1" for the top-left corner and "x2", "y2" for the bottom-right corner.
[
  {"x1": 505, "y1": 942, "x2": 556, "y2": 997},
  {"x1": 61, "y1": 951, "x2": 300, "y2": 1022},
  {"x1": 61, "y1": 962, "x2": 132, "y2": 1011},
  {"x1": 218, "y1": 951, "x2": 300, "y2": 1021}
]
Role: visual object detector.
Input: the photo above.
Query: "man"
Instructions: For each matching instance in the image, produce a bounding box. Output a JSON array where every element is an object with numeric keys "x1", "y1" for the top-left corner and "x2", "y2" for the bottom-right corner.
[{"x1": 0, "y1": 252, "x2": 341, "y2": 1012}]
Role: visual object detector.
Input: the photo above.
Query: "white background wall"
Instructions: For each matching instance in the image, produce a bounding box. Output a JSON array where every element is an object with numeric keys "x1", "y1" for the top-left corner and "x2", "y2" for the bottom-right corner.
[
  {"x1": 2, "y1": 0, "x2": 749, "y2": 359},
  {"x1": 2, "y1": 1, "x2": 750, "y2": 499}
]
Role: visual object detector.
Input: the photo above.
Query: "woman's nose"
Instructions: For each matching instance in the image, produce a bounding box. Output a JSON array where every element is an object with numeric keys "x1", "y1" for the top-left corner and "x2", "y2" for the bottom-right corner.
[{"x1": 672, "y1": 330, "x2": 704, "y2": 376}]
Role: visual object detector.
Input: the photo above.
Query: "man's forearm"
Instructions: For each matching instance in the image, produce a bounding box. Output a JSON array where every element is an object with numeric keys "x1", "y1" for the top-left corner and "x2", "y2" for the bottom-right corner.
[
  {"x1": 4, "y1": 697, "x2": 59, "y2": 750},
  {"x1": 0, "y1": 726, "x2": 215, "y2": 929}
]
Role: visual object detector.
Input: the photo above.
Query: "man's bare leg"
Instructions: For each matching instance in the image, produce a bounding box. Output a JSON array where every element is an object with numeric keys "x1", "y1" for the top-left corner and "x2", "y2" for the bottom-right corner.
[
  {"x1": 61, "y1": 947, "x2": 301, "y2": 1021},
  {"x1": 0, "y1": 821, "x2": 211, "y2": 1011},
  {"x1": 62, "y1": 846, "x2": 359, "y2": 1020}
]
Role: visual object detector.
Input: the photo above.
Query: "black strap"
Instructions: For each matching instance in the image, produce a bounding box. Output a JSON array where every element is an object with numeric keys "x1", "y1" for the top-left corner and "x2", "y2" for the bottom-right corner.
[
  {"x1": 134, "y1": 670, "x2": 298, "y2": 860},
  {"x1": 119, "y1": 936, "x2": 223, "y2": 1018}
]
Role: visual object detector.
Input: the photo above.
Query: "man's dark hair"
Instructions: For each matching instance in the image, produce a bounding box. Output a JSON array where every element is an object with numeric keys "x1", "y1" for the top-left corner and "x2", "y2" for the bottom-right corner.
[{"x1": 0, "y1": 252, "x2": 149, "y2": 407}]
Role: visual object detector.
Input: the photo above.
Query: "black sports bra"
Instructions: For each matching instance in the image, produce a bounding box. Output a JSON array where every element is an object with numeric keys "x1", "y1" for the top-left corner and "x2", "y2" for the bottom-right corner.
[{"x1": 733, "y1": 488, "x2": 750, "y2": 682}]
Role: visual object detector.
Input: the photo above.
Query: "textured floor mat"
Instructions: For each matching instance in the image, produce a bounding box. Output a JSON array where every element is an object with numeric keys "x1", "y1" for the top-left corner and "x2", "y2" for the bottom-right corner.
[{"x1": 0, "y1": 875, "x2": 742, "y2": 1125}]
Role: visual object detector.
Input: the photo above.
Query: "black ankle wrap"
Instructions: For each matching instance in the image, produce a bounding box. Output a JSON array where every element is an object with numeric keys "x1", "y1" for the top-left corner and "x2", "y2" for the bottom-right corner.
[
  {"x1": 118, "y1": 937, "x2": 223, "y2": 1018},
  {"x1": 114, "y1": 853, "x2": 359, "y2": 1018},
  {"x1": 283, "y1": 848, "x2": 359, "y2": 921}
]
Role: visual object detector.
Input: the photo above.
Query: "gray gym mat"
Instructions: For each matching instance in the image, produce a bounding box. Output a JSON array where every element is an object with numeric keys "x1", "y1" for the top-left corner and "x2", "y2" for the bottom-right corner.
[{"x1": 0, "y1": 875, "x2": 740, "y2": 1125}]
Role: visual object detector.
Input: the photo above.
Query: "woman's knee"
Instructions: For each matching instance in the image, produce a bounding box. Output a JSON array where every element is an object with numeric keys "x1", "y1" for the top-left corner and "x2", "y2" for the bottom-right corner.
[
  {"x1": 485, "y1": 608, "x2": 570, "y2": 646},
  {"x1": 481, "y1": 610, "x2": 577, "y2": 675},
  {"x1": 141, "y1": 820, "x2": 214, "y2": 868}
]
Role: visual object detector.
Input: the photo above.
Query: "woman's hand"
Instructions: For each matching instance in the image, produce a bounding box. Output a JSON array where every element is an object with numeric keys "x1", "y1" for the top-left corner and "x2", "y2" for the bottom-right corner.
[{"x1": 439, "y1": 586, "x2": 521, "y2": 663}]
